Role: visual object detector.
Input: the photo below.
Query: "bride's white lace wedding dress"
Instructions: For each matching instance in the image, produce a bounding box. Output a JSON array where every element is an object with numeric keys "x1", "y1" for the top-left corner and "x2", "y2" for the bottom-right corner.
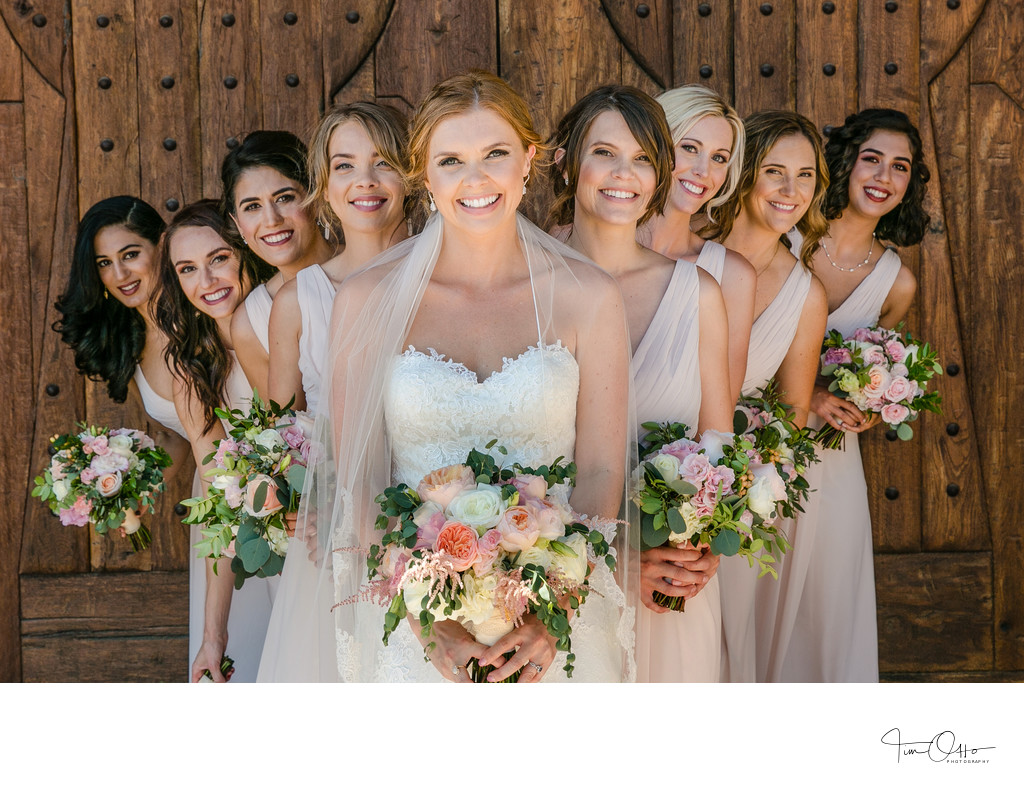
[{"x1": 348, "y1": 341, "x2": 633, "y2": 683}]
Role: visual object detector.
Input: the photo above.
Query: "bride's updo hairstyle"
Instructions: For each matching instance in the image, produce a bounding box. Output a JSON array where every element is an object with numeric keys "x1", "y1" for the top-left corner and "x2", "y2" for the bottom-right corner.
[
  {"x1": 305, "y1": 101, "x2": 416, "y2": 232},
  {"x1": 407, "y1": 70, "x2": 546, "y2": 208},
  {"x1": 154, "y1": 199, "x2": 273, "y2": 431},
  {"x1": 705, "y1": 110, "x2": 829, "y2": 269},
  {"x1": 823, "y1": 108, "x2": 930, "y2": 246},
  {"x1": 548, "y1": 85, "x2": 675, "y2": 228},
  {"x1": 657, "y1": 84, "x2": 745, "y2": 221}
]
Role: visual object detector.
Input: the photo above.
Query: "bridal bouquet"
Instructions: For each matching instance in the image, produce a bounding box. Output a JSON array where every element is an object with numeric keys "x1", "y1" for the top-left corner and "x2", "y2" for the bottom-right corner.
[
  {"x1": 633, "y1": 423, "x2": 791, "y2": 610},
  {"x1": 31, "y1": 425, "x2": 172, "y2": 551},
  {"x1": 180, "y1": 392, "x2": 314, "y2": 588},
  {"x1": 368, "y1": 443, "x2": 616, "y2": 681},
  {"x1": 734, "y1": 381, "x2": 819, "y2": 518},
  {"x1": 815, "y1": 324, "x2": 942, "y2": 450}
]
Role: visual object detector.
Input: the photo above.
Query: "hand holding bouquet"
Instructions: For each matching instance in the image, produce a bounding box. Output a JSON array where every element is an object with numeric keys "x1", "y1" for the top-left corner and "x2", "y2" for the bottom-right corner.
[
  {"x1": 634, "y1": 423, "x2": 791, "y2": 611},
  {"x1": 816, "y1": 324, "x2": 942, "y2": 450},
  {"x1": 32, "y1": 425, "x2": 172, "y2": 551},
  {"x1": 368, "y1": 443, "x2": 616, "y2": 681},
  {"x1": 181, "y1": 392, "x2": 315, "y2": 588}
]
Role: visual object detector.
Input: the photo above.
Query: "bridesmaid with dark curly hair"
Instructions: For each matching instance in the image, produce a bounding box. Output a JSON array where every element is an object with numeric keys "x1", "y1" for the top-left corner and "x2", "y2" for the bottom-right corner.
[
  {"x1": 155, "y1": 199, "x2": 276, "y2": 682},
  {"x1": 760, "y1": 108, "x2": 930, "y2": 682}
]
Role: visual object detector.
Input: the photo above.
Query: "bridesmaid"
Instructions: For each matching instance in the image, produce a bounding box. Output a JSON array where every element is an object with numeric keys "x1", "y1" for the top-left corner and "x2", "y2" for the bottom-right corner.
[
  {"x1": 702, "y1": 111, "x2": 830, "y2": 682},
  {"x1": 268, "y1": 102, "x2": 413, "y2": 413},
  {"x1": 154, "y1": 200, "x2": 276, "y2": 682},
  {"x1": 638, "y1": 85, "x2": 755, "y2": 403},
  {"x1": 54, "y1": 197, "x2": 191, "y2": 536},
  {"x1": 762, "y1": 108, "x2": 928, "y2": 682},
  {"x1": 222, "y1": 130, "x2": 336, "y2": 396},
  {"x1": 549, "y1": 85, "x2": 733, "y2": 682}
]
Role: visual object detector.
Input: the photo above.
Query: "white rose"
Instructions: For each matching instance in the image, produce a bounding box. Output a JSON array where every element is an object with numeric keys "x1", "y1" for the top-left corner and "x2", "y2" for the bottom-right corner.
[
  {"x1": 778, "y1": 444, "x2": 795, "y2": 465},
  {"x1": 667, "y1": 502, "x2": 700, "y2": 547},
  {"x1": 649, "y1": 451, "x2": 681, "y2": 481},
  {"x1": 52, "y1": 479, "x2": 69, "y2": 501},
  {"x1": 254, "y1": 428, "x2": 287, "y2": 452},
  {"x1": 402, "y1": 577, "x2": 434, "y2": 615},
  {"x1": 465, "y1": 613, "x2": 516, "y2": 646},
  {"x1": 266, "y1": 523, "x2": 290, "y2": 556},
  {"x1": 447, "y1": 484, "x2": 504, "y2": 532},
  {"x1": 698, "y1": 430, "x2": 733, "y2": 464},
  {"x1": 90, "y1": 453, "x2": 129, "y2": 474},
  {"x1": 747, "y1": 463, "x2": 787, "y2": 519},
  {"x1": 453, "y1": 572, "x2": 498, "y2": 625},
  {"x1": 548, "y1": 534, "x2": 588, "y2": 585},
  {"x1": 412, "y1": 500, "x2": 444, "y2": 527},
  {"x1": 107, "y1": 434, "x2": 135, "y2": 459},
  {"x1": 515, "y1": 542, "x2": 555, "y2": 571}
]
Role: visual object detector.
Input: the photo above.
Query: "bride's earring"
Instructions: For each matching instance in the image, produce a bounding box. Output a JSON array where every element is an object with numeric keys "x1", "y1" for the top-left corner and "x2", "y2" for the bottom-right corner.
[
  {"x1": 522, "y1": 176, "x2": 529, "y2": 196},
  {"x1": 318, "y1": 218, "x2": 331, "y2": 240},
  {"x1": 428, "y1": 192, "x2": 436, "y2": 212}
]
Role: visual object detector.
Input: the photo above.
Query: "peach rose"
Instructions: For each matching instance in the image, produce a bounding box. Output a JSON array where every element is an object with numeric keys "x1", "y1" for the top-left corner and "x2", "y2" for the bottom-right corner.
[
  {"x1": 96, "y1": 471, "x2": 123, "y2": 498},
  {"x1": 529, "y1": 501, "x2": 565, "y2": 540},
  {"x1": 473, "y1": 529, "x2": 502, "y2": 575},
  {"x1": 434, "y1": 521, "x2": 478, "y2": 572},
  {"x1": 416, "y1": 464, "x2": 476, "y2": 509},
  {"x1": 242, "y1": 474, "x2": 283, "y2": 518},
  {"x1": 862, "y1": 365, "x2": 892, "y2": 399},
  {"x1": 496, "y1": 505, "x2": 540, "y2": 553},
  {"x1": 511, "y1": 474, "x2": 548, "y2": 502}
]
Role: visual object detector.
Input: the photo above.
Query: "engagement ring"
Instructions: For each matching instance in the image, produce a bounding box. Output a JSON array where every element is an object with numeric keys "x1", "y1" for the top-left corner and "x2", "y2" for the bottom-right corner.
[{"x1": 528, "y1": 661, "x2": 543, "y2": 673}]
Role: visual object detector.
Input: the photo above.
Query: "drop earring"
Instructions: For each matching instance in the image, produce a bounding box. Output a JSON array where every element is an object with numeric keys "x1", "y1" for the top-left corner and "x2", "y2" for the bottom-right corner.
[
  {"x1": 318, "y1": 218, "x2": 331, "y2": 240},
  {"x1": 563, "y1": 177, "x2": 569, "y2": 186},
  {"x1": 522, "y1": 176, "x2": 529, "y2": 195},
  {"x1": 428, "y1": 192, "x2": 436, "y2": 212}
]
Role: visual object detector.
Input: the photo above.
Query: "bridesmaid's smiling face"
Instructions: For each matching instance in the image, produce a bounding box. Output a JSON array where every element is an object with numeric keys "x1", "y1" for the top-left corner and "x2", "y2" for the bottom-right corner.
[
  {"x1": 846, "y1": 129, "x2": 913, "y2": 221},
  {"x1": 327, "y1": 119, "x2": 407, "y2": 237},
  {"x1": 169, "y1": 225, "x2": 245, "y2": 323},
  {"x1": 93, "y1": 224, "x2": 159, "y2": 310},
  {"x1": 747, "y1": 133, "x2": 818, "y2": 235},
  {"x1": 230, "y1": 165, "x2": 318, "y2": 270},
  {"x1": 424, "y1": 106, "x2": 535, "y2": 233},
  {"x1": 571, "y1": 109, "x2": 657, "y2": 228},
  {"x1": 668, "y1": 114, "x2": 734, "y2": 216}
]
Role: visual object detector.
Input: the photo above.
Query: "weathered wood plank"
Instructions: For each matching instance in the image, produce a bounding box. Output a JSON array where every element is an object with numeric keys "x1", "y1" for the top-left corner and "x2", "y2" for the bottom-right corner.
[
  {"x1": 134, "y1": 0, "x2": 202, "y2": 215},
  {"x1": 0, "y1": 11, "x2": 23, "y2": 100},
  {"x1": 795, "y1": 0, "x2": 857, "y2": 128},
  {"x1": 0, "y1": 0, "x2": 64, "y2": 91},
  {"x1": 601, "y1": 0, "x2": 672, "y2": 88},
  {"x1": 965, "y1": 0, "x2": 1022, "y2": 103},
  {"x1": 377, "y1": 0, "x2": 497, "y2": 117},
  {"x1": 857, "y1": 0, "x2": 919, "y2": 118},
  {"x1": 0, "y1": 103, "x2": 31, "y2": 682},
  {"x1": 864, "y1": 428, "x2": 922, "y2": 554},
  {"x1": 21, "y1": 571, "x2": 188, "y2": 620},
  {"x1": 883, "y1": 670, "x2": 1024, "y2": 683},
  {"x1": 322, "y1": 0, "x2": 393, "y2": 104},
  {"x1": 875, "y1": 553, "x2": 992, "y2": 672},
  {"x1": 260, "y1": 0, "x2": 323, "y2": 134},
  {"x1": 671, "y1": 0, "x2": 733, "y2": 99},
  {"x1": 21, "y1": 637, "x2": 187, "y2": 682},
  {"x1": 330, "y1": 49, "x2": 376, "y2": 107},
  {"x1": 969, "y1": 81, "x2": 1024, "y2": 670},
  {"x1": 920, "y1": 0, "x2": 987, "y2": 82},
  {"x1": 198, "y1": 0, "x2": 262, "y2": 197},
  {"x1": 732, "y1": 0, "x2": 795, "y2": 116}
]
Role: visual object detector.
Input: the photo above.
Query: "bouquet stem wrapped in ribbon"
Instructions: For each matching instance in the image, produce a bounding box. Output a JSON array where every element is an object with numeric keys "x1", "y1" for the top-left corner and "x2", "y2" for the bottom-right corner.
[
  {"x1": 816, "y1": 324, "x2": 942, "y2": 450},
  {"x1": 32, "y1": 425, "x2": 172, "y2": 552},
  {"x1": 368, "y1": 442, "x2": 617, "y2": 681}
]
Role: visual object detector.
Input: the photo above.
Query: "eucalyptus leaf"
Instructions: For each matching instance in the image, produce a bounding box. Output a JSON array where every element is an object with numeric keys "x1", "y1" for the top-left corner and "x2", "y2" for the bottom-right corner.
[
  {"x1": 711, "y1": 528, "x2": 742, "y2": 557},
  {"x1": 237, "y1": 536, "x2": 271, "y2": 573}
]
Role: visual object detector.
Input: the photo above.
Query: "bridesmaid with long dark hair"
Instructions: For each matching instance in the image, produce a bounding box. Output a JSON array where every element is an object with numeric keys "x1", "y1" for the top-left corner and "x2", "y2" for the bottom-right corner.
[
  {"x1": 223, "y1": 131, "x2": 336, "y2": 396},
  {"x1": 761, "y1": 108, "x2": 928, "y2": 682},
  {"x1": 155, "y1": 199, "x2": 275, "y2": 682},
  {"x1": 549, "y1": 85, "x2": 733, "y2": 682}
]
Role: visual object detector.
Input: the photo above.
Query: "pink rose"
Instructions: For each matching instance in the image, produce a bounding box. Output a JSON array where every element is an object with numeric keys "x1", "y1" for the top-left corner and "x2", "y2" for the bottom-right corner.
[
  {"x1": 95, "y1": 471, "x2": 123, "y2": 497},
  {"x1": 884, "y1": 340, "x2": 906, "y2": 362},
  {"x1": 852, "y1": 327, "x2": 875, "y2": 342},
  {"x1": 49, "y1": 456, "x2": 68, "y2": 481},
  {"x1": 90, "y1": 452, "x2": 129, "y2": 474},
  {"x1": 496, "y1": 505, "x2": 540, "y2": 553},
  {"x1": 528, "y1": 501, "x2": 565, "y2": 540},
  {"x1": 511, "y1": 474, "x2": 548, "y2": 502},
  {"x1": 434, "y1": 521, "x2": 479, "y2": 572},
  {"x1": 242, "y1": 474, "x2": 283, "y2": 518},
  {"x1": 416, "y1": 464, "x2": 476, "y2": 510},
  {"x1": 59, "y1": 496, "x2": 92, "y2": 527},
  {"x1": 474, "y1": 529, "x2": 502, "y2": 575},
  {"x1": 865, "y1": 397, "x2": 885, "y2": 411},
  {"x1": 880, "y1": 403, "x2": 910, "y2": 425},
  {"x1": 414, "y1": 506, "x2": 447, "y2": 549},
  {"x1": 658, "y1": 437, "x2": 700, "y2": 463},
  {"x1": 213, "y1": 438, "x2": 238, "y2": 468},
  {"x1": 861, "y1": 344, "x2": 886, "y2": 366},
  {"x1": 824, "y1": 347, "x2": 852, "y2": 366},
  {"x1": 679, "y1": 452, "x2": 715, "y2": 488},
  {"x1": 782, "y1": 462, "x2": 797, "y2": 482},
  {"x1": 80, "y1": 467, "x2": 98, "y2": 484},
  {"x1": 863, "y1": 365, "x2": 893, "y2": 398},
  {"x1": 279, "y1": 425, "x2": 305, "y2": 450},
  {"x1": 884, "y1": 376, "x2": 912, "y2": 403},
  {"x1": 86, "y1": 435, "x2": 109, "y2": 456}
]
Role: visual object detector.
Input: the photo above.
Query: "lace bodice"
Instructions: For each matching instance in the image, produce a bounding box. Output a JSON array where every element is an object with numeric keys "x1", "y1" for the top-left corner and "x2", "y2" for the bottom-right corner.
[{"x1": 385, "y1": 343, "x2": 579, "y2": 487}]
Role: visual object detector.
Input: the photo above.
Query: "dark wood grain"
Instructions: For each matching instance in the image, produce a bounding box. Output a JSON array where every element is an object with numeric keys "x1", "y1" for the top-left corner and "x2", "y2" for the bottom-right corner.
[
  {"x1": 600, "y1": 0, "x2": 672, "y2": 88},
  {"x1": 796, "y1": 0, "x2": 857, "y2": 128},
  {"x1": 671, "y1": 0, "x2": 733, "y2": 100},
  {"x1": 322, "y1": 0, "x2": 394, "y2": 103},
  {"x1": 260, "y1": 0, "x2": 323, "y2": 135},
  {"x1": 0, "y1": 0, "x2": 65, "y2": 91},
  {"x1": 857, "y1": 0, "x2": 919, "y2": 118},
  {"x1": 732, "y1": 0, "x2": 794, "y2": 115}
]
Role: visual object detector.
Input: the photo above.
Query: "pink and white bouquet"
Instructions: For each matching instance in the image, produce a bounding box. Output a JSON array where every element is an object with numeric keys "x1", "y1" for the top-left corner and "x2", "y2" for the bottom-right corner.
[
  {"x1": 368, "y1": 444, "x2": 616, "y2": 681},
  {"x1": 32, "y1": 424, "x2": 173, "y2": 551},
  {"x1": 181, "y1": 392, "x2": 315, "y2": 588},
  {"x1": 734, "y1": 381, "x2": 820, "y2": 518},
  {"x1": 633, "y1": 423, "x2": 792, "y2": 611},
  {"x1": 816, "y1": 324, "x2": 942, "y2": 449}
]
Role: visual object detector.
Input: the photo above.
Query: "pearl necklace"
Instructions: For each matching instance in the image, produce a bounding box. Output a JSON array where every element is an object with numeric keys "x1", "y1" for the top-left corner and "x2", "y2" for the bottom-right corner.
[{"x1": 819, "y1": 232, "x2": 876, "y2": 272}]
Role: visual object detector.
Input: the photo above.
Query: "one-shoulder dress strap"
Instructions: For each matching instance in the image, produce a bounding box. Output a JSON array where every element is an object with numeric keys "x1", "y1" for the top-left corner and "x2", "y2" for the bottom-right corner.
[
  {"x1": 244, "y1": 284, "x2": 274, "y2": 352},
  {"x1": 696, "y1": 240, "x2": 727, "y2": 284},
  {"x1": 827, "y1": 248, "x2": 902, "y2": 337}
]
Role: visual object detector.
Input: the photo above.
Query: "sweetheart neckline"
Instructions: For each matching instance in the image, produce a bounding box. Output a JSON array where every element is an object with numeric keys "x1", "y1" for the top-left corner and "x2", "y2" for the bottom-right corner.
[{"x1": 400, "y1": 341, "x2": 576, "y2": 385}]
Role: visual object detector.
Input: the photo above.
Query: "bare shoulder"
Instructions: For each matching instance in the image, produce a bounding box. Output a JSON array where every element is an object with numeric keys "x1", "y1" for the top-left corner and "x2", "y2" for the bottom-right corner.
[
  {"x1": 230, "y1": 297, "x2": 255, "y2": 341},
  {"x1": 697, "y1": 267, "x2": 727, "y2": 311},
  {"x1": 272, "y1": 276, "x2": 300, "y2": 311},
  {"x1": 804, "y1": 272, "x2": 829, "y2": 317},
  {"x1": 562, "y1": 254, "x2": 624, "y2": 300},
  {"x1": 722, "y1": 247, "x2": 756, "y2": 287},
  {"x1": 889, "y1": 259, "x2": 918, "y2": 303}
]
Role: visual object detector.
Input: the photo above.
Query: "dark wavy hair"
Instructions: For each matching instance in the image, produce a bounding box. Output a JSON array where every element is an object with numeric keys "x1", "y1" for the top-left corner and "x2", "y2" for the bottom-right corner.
[
  {"x1": 53, "y1": 196, "x2": 165, "y2": 402},
  {"x1": 823, "y1": 108, "x2": 931, "y2": 246},
  {"x1": 221, "y1": 130, "x2": 311, "y2": 274},
  {"x1": 154, "y1": 200, "x2": 273, "y2": 433},
  {"x1": 548, "y1": 85, "x2": 674, "y2": 228}
]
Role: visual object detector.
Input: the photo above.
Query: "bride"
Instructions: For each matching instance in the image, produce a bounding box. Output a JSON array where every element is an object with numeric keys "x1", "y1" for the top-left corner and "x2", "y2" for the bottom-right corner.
[{"x1": 258, "y1": 71, "x2": 636, "y2": 682}]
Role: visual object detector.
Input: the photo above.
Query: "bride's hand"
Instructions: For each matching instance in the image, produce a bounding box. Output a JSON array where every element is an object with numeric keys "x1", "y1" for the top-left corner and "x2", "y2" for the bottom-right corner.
[
  {"x1": 640, "y1": 546, "x2": 707, "y2": 613},
  {"x1": 477, "y1": 614, "x2": 556, "y2": 683},
  {"x1": 414, "y1": 618, "x2": 489, "y2": 683}
]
